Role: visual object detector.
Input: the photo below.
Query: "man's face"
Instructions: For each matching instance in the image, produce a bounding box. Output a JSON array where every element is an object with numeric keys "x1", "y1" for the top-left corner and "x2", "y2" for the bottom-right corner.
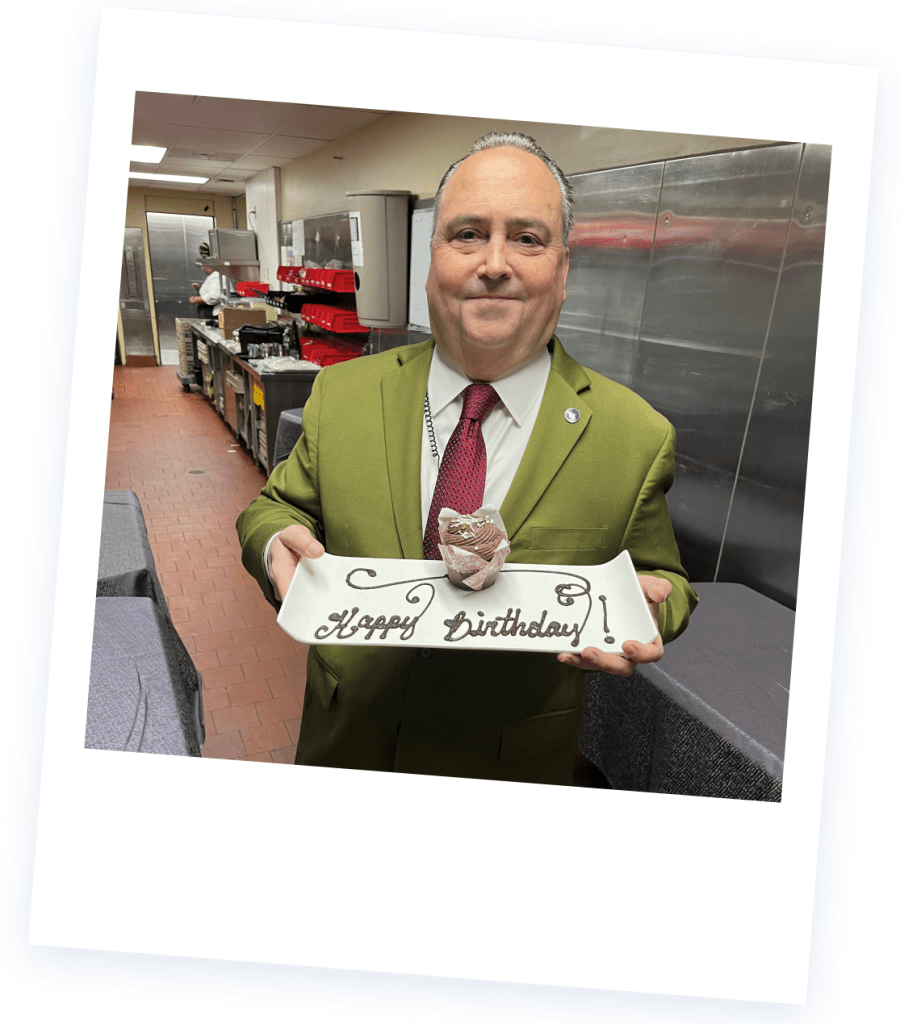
[{"x1": 425, "y1": 147, "x2": 569, "y2": 380}]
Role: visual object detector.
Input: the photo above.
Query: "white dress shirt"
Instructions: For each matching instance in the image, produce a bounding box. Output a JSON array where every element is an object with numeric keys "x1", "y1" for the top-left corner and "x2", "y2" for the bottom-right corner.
[{"x1": 420, "y1": 344, "x2": 552, "y2": 528}]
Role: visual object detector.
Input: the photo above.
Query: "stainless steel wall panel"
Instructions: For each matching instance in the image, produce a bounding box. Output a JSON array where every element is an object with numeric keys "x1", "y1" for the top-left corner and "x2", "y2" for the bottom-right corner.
[
  {"x1": 631, "y1": 145, "x2": 804, "y2": 584},
  {"x1": 556, "y1": 163, "x2": 663, "y2": 386},
  {"x1": 716, "y1": 144, "x2": 830, "y2": 606}
]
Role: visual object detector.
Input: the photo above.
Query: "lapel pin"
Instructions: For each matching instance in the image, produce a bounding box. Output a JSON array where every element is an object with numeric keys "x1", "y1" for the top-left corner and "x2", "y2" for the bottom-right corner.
[{"x1": 564, "y1": 407, "x2": 580, "y2": 424}]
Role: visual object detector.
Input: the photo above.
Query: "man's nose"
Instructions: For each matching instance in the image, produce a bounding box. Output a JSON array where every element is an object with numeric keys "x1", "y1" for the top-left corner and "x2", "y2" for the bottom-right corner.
[{"x1": 477, "y1": 236, "x2": 512, "y2": 279}]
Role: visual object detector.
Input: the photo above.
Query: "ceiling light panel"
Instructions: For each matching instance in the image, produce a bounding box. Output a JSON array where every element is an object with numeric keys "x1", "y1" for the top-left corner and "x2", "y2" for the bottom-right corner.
[
  {"x1": 128, "y1": 171, "x2": 210, "y2": 184},
  {"x1": 130, "y1": 144, "x2": 167, "y2": 162}
]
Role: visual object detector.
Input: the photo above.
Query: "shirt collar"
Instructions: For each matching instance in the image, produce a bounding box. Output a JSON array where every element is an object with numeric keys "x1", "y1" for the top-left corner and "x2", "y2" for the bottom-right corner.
[{"x1": 428, "y1": 343, "x2": 552, "y2": 428}]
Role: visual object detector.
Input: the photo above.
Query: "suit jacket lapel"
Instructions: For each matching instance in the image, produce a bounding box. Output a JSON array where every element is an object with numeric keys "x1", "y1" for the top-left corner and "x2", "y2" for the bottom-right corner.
[
  {"x1": 382, "y1": 340, "x2": 434, "y2": 559},
  {"x1": 500, "y1": 339, "x2": 593, "y2": 544}
]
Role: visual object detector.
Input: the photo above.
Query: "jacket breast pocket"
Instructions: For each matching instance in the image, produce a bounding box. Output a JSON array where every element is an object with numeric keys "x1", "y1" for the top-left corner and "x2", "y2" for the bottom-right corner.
[{"x1": 528, "y1": 527, "x2": 607, "y2": 554}]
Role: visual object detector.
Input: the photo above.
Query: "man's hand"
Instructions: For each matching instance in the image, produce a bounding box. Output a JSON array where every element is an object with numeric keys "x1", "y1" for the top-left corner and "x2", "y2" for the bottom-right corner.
[
  {"x1": 191, "y1": 282, "x2": 201, "y2": 290},
  {"x1": 556, "y1": 575, "x2": 672, "y2": 676},
  {"x1": 269, "y1": 525, "x2": 324, "y2": 601}
]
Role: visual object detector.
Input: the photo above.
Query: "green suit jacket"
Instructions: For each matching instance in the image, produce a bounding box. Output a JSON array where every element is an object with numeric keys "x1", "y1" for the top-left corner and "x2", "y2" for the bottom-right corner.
[{"x1": 237, "y1": 338, "x2": 697, "y2": 784}]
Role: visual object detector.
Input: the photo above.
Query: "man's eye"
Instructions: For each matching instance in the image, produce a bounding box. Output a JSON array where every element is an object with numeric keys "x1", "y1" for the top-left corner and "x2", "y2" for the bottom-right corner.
[
  {"x1": 518, "y1": 234, "x2": 541, "y2": 246},
  {"x1": 455, "y1": 229, "x2": 480, "y2": 241}
]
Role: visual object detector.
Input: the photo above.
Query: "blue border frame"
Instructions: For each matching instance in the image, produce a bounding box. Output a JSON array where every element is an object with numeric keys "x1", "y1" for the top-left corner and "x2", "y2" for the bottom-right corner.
[{"x1": 8, "y1": 4, "x2": 900, "y2": 1019}]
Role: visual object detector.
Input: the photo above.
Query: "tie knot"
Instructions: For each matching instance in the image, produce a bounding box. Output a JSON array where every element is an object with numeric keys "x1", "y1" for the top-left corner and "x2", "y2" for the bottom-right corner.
[{"x1": 461, "y1": 383, "x2": 500, "y2": 424}]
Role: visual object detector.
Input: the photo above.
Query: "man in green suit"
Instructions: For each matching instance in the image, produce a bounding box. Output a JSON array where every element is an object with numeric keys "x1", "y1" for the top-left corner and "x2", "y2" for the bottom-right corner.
[{"x1": 237, "y1": 132, "x2": 697, "y2": 785}]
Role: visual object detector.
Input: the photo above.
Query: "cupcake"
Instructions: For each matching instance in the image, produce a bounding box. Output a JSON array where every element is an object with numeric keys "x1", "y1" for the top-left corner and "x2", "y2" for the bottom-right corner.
[{"x1": 437, "y1": 505, "x2": 510, "y2": 591}]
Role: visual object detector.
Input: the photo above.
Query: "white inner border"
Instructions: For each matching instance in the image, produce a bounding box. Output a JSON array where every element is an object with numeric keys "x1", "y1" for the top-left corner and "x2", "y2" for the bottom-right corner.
[{"x1": 29, "y1": 9, "x2": 877, "y2": 1005}]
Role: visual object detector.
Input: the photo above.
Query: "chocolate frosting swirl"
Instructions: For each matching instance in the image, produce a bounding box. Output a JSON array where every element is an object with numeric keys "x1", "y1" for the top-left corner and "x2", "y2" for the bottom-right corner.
[{"x1": 444, "y1": 515, "x2": 504, "y2": 559}]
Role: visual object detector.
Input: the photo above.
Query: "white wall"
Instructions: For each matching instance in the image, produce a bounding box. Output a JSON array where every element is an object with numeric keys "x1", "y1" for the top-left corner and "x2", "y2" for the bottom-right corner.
[{"x1": 245, "y1": 167, "x2": 282, "y2": 284}]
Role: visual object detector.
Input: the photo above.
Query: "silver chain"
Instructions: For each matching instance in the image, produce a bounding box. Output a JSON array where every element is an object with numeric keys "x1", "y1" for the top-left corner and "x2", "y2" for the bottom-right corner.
[{"x1": 424, "y1": 392, "x2": 440, "y2": 463}]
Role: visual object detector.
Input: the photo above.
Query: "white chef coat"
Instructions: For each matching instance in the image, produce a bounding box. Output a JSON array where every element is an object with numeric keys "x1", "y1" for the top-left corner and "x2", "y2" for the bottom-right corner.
[{"x1": 198, "y1": 272, "x2": 223, "y2": 313}]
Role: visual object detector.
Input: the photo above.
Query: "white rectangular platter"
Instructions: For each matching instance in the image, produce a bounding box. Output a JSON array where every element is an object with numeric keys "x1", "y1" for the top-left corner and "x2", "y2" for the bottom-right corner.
[{"x1": 277, "y1": 549, "x2": 658, "y2": 655}]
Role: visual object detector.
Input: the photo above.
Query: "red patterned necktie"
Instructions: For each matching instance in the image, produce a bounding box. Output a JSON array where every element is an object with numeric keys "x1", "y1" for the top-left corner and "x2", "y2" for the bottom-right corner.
[{"x1": 423, "y1": 383, "x2": 501, "y2": 559}]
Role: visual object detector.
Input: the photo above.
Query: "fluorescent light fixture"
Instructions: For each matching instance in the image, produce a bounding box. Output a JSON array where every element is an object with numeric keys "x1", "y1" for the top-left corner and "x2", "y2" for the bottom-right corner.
[
  {"x1": 130, "y1": 144, "x2": 166, "y2": 162},
  {"x1": 128, "y1": 171, "x2": 210, "y2": 184}
]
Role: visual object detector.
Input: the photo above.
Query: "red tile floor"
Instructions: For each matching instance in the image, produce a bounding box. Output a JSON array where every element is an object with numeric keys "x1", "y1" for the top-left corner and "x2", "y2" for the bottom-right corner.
[{"x1": 106, "y1": 364, "x2": 307, "y2": 763}]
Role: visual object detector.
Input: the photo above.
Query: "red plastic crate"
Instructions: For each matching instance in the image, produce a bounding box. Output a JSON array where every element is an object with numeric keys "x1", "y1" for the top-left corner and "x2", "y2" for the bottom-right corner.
[
  {"x1": 301, "y1": 337, "x2": 364, "y2": 367},
  {"x1": 303, "y1": 268, "x2": 355, "y2": 292},
  {"x1": 236, "y1": 281, "x2": 269, "y2": 297},
  {"x1": 300, "y1": 303, "x2": 368, "y2": 334},
  {"x1": 277, "y1": 265, "x2": 303, "y2": 284},
  {"x1": 277, "y1": 266, "x2": 355, "y2": 292}
]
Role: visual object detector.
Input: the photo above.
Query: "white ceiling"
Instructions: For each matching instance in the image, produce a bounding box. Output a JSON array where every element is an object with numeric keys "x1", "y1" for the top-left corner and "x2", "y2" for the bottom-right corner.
[{"x1": 130, "y1": 92, "x2": 391, "y2": 196}]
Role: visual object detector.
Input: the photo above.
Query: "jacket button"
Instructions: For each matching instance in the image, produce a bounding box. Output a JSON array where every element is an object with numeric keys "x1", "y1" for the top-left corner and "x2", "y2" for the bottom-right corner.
[{"x1": 418, "y1": 648, "x2": 432, "y2": 659}]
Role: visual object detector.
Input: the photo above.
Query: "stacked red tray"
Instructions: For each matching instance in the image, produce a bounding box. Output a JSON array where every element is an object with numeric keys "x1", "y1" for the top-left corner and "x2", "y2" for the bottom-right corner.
[
  {"x1": 277, "y1": 266, "x2": 303, "y2": 284},
  {"x1": 300, "y1": 303, "x2": 368, "y2": 333},
  {"x1": 301, "y1": 267, "x2": 355, "y2": 292},
  {"x1": 301, "y1": 337, "x2": 364, "y2": 367},
  {"x1": 236, "y1": 281, "x2": 269, "y2": 297},
  {"x1": 276, "y1": 266, "x2": 355, "y2": 292}
]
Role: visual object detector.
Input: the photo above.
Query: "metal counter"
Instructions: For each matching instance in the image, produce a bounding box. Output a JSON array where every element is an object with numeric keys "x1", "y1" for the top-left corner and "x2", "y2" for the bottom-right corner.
[{"x1": 185, "y1": 319, "x2": 319, "y2": 472}]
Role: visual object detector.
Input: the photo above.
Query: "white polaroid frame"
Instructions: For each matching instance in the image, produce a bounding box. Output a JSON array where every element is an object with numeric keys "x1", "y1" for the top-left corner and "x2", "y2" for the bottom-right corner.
[{"x1": 30, "y1": 8, "x2": 876, "y2": 1004}]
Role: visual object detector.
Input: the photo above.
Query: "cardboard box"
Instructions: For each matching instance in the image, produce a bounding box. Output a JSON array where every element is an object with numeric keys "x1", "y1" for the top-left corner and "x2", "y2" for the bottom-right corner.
[{"x1": 218, "y1": 306, "x2": 268, "y2": 335}]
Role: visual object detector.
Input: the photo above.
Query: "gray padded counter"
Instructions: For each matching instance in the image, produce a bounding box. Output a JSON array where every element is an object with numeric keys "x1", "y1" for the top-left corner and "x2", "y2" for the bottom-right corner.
[
  {"x1": 88, "y1": 489, "x2": 204, "y2": 757},
  {"x1": 87, "y1": 598, "x2": 204, "y2": 756},
  {"x1": 96, "y1": 489, "x2": 167, "y2": 611},
  {"x1": 579, "y1": 583, "x2": 793, "y2": 801},
  {"x1": 273, "y1": 406, "x2": 304, "y2": 467}
]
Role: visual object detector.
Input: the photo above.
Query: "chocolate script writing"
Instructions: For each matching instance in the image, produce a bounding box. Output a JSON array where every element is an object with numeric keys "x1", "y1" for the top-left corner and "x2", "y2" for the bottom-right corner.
[
  {"x1": 314, "y1": 606, "x2": 424, "y2": 642},
  {"x1": 442, "y1": 607, "x2": 584, "y2": 648},
  {"x1": 309, "y1": 566, "x2": 610, "y2": 650}
]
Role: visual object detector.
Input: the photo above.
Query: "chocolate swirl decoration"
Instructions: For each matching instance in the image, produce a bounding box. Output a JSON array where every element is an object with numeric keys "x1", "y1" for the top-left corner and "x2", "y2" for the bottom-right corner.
[
  {"x1": 500, "y1": 569, "x2": 606, "y2": 648},
  {"x1": 346, "y1": 568, "x2": 445, "y2": 631},
  {"x1": 345, "y1": 568, "x2": 446, "y2": 593}
]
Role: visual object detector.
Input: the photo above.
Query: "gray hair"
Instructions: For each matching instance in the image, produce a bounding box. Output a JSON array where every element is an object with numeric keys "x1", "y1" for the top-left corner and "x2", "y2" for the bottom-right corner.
[{"x1": 431, "y1": 132, "x2": 574, "y2": 246}]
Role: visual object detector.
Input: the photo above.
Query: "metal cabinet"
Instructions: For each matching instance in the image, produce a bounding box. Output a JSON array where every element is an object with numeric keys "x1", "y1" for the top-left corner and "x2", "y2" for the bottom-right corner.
[{"x1": 187, "y1": 321, "x2": 317, "y2": 473}]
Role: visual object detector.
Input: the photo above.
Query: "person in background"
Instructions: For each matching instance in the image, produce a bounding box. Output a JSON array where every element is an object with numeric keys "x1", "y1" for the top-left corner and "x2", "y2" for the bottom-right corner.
[
  {"x1": 188, "y1": 265, "x2": 223, "y2": 319},
  {"x1": 236, "y1": 131, "x2": 697, "y2": 785}
]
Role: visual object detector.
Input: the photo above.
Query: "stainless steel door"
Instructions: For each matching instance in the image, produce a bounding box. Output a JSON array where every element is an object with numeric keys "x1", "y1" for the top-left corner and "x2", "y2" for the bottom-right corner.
[
  {"x1": 120, "y1": 228, "x2": 155, "y2": 358},
  {"x1": 146, "y1": 212, "x2": 215, "y2": 356}
]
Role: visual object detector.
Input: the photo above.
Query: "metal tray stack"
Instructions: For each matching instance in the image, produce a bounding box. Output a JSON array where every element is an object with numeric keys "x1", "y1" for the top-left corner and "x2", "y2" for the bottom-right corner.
[{"x1": 175, "y1": 318, "x2": 195, "y2": 377}]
